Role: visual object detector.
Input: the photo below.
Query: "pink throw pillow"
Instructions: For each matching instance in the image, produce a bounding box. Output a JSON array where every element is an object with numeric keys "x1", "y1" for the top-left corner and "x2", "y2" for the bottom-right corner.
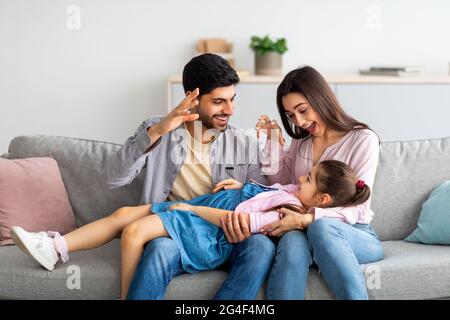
[{"x1": 0, "y1": 157, "x2": 76, "y2": 245}]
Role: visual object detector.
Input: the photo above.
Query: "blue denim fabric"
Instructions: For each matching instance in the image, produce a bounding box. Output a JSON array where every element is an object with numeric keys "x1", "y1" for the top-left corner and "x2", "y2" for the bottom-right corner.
[
  {"x1": 126, "y1": 234, "x2": 276, "y2": 300},
  {"x1": 150, "y1": 182, "x2": 276, "y2": 273},
  {"x1": 266, "y1": 218, "x2": 384, "y2": 300}
]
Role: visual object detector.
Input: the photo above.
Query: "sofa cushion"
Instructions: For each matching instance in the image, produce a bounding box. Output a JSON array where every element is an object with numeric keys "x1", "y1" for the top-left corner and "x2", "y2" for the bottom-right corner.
[
  {"x1": 0, "y1": 157, "x2": 76, "y2": 245},
  {"x1": 371, "y1": 137, "x2": 450, "y2": 240},
  {"x1": 7, "y1": 136, "x2": 145, "y2": 227},
  {"x1": 1, "y1": 240, "x2": 448, "y2": 300},
  {"x1": 165, "y1": 267, "x2": 335, "y2": 300},
  {"x1": 0, "y1": 238, "x2": 331, "y2": 300},
  {"x1": 405, "y1": 180, "x2": 450, "y2": 244},
  {"x1": 167, "y1": 241, "x2": 450, "y2": 300},
  {"x1": 0, "y1": 240, "x2": 121, "y2": 299},
  {"x1": 365, "y1": 241, "x2": 450, "y2": 299}
]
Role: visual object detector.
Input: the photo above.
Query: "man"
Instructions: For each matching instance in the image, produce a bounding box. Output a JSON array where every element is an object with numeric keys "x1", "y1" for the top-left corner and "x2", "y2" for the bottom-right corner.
[{"x1": 104, "y1": 53, "x2": 275, "y2": 299}]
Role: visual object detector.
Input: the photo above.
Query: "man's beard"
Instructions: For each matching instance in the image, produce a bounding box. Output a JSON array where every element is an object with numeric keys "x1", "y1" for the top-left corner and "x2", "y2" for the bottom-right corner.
[
  {"x1": 197, "y1": 111, "x2": 229, "y2": 132},
  {"x1": 198, "y1": 115, "x2": 215, "y2": 130}
]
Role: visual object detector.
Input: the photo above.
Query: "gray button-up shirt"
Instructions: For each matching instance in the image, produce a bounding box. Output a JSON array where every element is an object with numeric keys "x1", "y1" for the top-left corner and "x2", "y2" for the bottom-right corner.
[{"x1": 103, "y1": 117, "x2": 267, "y2": 204}]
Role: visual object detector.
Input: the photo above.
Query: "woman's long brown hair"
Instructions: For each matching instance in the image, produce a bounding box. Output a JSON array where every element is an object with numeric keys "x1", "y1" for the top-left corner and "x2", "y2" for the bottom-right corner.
[{"x1": 276, "y1": 66, "x2": 374, "y2": 139}]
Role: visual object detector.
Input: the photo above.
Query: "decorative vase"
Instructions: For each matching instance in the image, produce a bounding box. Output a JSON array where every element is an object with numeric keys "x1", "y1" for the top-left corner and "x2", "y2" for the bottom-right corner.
[{"x1": 255, "y1": 51, "x2": 282, "y2": 75}]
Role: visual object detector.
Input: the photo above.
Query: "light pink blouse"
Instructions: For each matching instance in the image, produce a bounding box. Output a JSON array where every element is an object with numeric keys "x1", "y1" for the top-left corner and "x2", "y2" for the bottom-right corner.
[
  {"x1": 261, "y1": 129, "x2": 380, "y2": 225},
  {"x1": 234, "y1": 183, "x2": 301, "y2": 233}
]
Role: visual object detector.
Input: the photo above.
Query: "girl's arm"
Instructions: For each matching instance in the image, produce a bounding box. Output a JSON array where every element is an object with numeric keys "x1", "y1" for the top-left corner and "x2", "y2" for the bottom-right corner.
[
  {"x1": 193, "y1": 206, "x2": 244, "y2": 227},
  {"x1": 169, "y1": 203, "x2": 250, "y2": 227}
]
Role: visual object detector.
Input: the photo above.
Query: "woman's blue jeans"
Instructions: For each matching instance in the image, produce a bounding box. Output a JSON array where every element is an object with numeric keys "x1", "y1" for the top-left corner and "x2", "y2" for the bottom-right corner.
[{"x1": 266, "y1": 218, "x2": 384, "y2": 300}]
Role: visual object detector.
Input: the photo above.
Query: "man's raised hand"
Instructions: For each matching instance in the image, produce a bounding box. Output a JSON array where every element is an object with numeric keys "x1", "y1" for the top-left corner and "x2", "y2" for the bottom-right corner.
[{"x1": 154, "y1": 88, "x2": 201, "y2": 136}]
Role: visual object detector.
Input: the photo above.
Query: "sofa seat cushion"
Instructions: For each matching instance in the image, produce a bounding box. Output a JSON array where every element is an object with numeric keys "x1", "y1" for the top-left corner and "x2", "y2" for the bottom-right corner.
[
  {"x1": 366, "y1": 241, "x2": 450, "y2": 299},
  {"x1": 165, "y1": 268, "x2": 334, "y2": 300},
  {"x1": 166, "y1": 241, "x2": 450, "y2": 300},
  {"x1": 0, "y1": 240, "x2": 121, "y2": 300},
  {"x1": 1, "y1": 240, "x2": 449, "y2": 300},
  {"x1": 0, "y1": 239, "x2": 333, "y2": 300}
]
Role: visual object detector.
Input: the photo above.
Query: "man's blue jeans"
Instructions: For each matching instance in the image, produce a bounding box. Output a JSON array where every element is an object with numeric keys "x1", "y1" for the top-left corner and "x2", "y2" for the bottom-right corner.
[
  {"x1": 265, "y1": 218, "x2": 384, "y2": 300},
  {"x1": 126, "y1": 234, "x2": 276, "y2": 300}
]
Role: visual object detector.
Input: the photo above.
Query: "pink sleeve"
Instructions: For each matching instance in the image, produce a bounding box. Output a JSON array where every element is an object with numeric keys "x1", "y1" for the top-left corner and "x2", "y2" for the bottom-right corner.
[
  {"x1": 314, "y1": 131, "x2": 380, "y2": 225},
  {"x1": 261, "y1": 136, "x2": 298, "y2": 185},
  {"x1": 249, "y1": 211, "x2": 281, "y2": 233}
]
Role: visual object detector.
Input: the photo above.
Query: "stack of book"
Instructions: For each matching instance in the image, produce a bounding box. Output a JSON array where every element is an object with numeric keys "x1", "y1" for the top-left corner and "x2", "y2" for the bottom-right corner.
[{"x1": 359, "y1": 66, "x2": 424, "y2": 77}]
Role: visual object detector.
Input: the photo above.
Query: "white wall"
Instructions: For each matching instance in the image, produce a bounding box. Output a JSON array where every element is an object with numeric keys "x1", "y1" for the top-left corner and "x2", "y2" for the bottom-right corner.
[{"x1": 1, "y1": 0, "x2": 450, "y2": 152}]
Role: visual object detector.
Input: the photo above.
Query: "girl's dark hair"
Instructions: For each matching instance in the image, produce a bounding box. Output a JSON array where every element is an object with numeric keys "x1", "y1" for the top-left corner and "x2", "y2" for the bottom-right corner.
[
  {"x1": 269, "y1": 160, "x2": 370, "y2": 214},
  {"x1": 276, "y1": 66, "x2": 372, "y2": 139},
  {"x1": 315, "y1": 160, "x2": 371, "y2": 207},
  {"x1": 182, "y1": 53, "x2": 240, "y2": 96}
]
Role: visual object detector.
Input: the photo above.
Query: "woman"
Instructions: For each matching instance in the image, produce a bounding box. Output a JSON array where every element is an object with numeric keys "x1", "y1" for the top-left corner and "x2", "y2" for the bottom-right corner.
[{"x1": 253, "y1": 66, "x2": 384, "y2": 300}]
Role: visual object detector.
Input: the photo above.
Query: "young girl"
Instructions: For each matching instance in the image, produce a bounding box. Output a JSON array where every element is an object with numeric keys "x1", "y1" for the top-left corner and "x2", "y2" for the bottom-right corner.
[{"x1": 11, "y1": 160, "x2": 369, "y2": 299}]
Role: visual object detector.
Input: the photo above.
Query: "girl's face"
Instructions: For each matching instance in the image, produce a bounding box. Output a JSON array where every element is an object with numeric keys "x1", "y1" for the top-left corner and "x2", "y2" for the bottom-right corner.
[
  {"x1": 295, "y1": 165, "x2": 331, "y2": 208},
  {"x1": 296, "y1": 166, "x2": 320, "y2": 208},
  {"x1": 282, "y1": 93, "x2": 327, "y2": 137}
]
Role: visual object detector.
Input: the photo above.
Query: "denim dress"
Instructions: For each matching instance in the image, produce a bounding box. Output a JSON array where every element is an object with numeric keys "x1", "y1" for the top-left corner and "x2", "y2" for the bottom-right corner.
[{"x1": 151, "y1": 181, "x2": 276, "y2": 273}]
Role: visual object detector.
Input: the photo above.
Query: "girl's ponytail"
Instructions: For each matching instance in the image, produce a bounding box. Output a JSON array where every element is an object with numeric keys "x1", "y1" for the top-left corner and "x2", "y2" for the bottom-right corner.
[
  {"x1": 349, "y1": 182, "x2": 371, "y2": 206},
  {"x1": 315, "y1": 161, "x2": 372, "y2": 208}
]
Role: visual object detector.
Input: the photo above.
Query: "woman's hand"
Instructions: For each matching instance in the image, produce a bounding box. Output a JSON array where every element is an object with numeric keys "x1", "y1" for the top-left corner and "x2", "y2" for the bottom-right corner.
[
  {"x1": 221, "y1": 212, "x2": 251, "y2": 243},
  {"x1": 255, "y1": 115, "x2": 285, "y2": 146},
  {"x1": 260, "y1": 207, "x2": 315, "y2": 237},
  {"x1": 169, "y1": 203, "x2": 195, "y2": 211},
  {"x1": 212, "y1": 179, "x2": 243, "y2": 193}
]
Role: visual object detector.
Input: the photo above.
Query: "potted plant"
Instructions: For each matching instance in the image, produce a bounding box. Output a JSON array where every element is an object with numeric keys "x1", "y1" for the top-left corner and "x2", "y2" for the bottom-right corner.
[{"x1": 250, "y1": 35, "x2": 288, "y2": 75}]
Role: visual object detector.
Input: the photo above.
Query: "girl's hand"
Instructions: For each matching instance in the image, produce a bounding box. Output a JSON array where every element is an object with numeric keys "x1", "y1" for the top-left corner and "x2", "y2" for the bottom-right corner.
[
  {"x1": 169, "y1": 203, "x2": 195, "y2": 211},
  {"x1": 212, "y1": 179, "x2": 243, "y2": 193},
  {"x1": 255, "y1": 115, "x2": 285, "y2": 146},
  {"x1": 260, "y1": 207, "x2": 314, "y2": 237}
]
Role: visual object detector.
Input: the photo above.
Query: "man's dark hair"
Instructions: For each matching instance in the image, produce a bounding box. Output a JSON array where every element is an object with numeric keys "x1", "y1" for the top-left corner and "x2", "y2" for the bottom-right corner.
[{"x1": 182, "y1": 53, "x2": 240, "y2": 96}]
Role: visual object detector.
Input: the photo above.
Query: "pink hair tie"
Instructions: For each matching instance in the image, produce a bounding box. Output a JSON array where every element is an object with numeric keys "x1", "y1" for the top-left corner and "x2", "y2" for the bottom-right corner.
[{"x1": 356, "y1": 180, "x2": 365, "y2": 191}]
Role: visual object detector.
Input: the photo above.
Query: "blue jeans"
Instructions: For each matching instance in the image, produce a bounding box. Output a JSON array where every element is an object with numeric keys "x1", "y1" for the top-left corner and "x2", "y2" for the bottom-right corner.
[
  {"x1": 266, "y1": 218, "x2": 384, "y2": 300},
  {"x1": 126, "y1": 234, "x2": 276, "y2": 300}
]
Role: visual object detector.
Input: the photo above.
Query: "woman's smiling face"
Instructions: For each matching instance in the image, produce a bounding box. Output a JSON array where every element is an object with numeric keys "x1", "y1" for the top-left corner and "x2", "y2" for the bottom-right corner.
[{"x1": 282, "y1": 92, "x2": 327, "y2": 137}]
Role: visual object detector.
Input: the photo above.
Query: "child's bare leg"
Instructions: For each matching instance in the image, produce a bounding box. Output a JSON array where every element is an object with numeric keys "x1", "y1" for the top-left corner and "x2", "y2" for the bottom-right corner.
[
  {"x1": 120, "y1": 214, "x2": 168, "y2": 300},
  {"x1": 64, "y1": 205, "x2": 152, "y2": 252}
]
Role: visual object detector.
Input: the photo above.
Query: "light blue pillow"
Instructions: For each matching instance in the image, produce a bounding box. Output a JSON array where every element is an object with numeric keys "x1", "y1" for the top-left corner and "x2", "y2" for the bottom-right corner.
[{"x1": 405, "y1": 180, "x2": 450, "y2": 245}]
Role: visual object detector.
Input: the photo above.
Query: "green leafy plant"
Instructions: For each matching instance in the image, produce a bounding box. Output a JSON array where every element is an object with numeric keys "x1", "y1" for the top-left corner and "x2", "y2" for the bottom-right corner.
[{"x1": 250, "y1": 35, "x2": 288, "y2": 55}]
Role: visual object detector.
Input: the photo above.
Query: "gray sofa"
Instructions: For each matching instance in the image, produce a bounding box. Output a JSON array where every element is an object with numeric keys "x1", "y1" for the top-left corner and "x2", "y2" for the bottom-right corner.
[{"x1": 1, "y1": 135, "x2": 450, "y2": 300}]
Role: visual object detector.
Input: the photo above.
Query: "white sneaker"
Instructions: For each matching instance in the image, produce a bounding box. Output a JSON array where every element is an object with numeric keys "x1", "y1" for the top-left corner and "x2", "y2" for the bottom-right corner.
[{"x1": 10, "y1": 226, "x2": 59, "y2": 271}]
